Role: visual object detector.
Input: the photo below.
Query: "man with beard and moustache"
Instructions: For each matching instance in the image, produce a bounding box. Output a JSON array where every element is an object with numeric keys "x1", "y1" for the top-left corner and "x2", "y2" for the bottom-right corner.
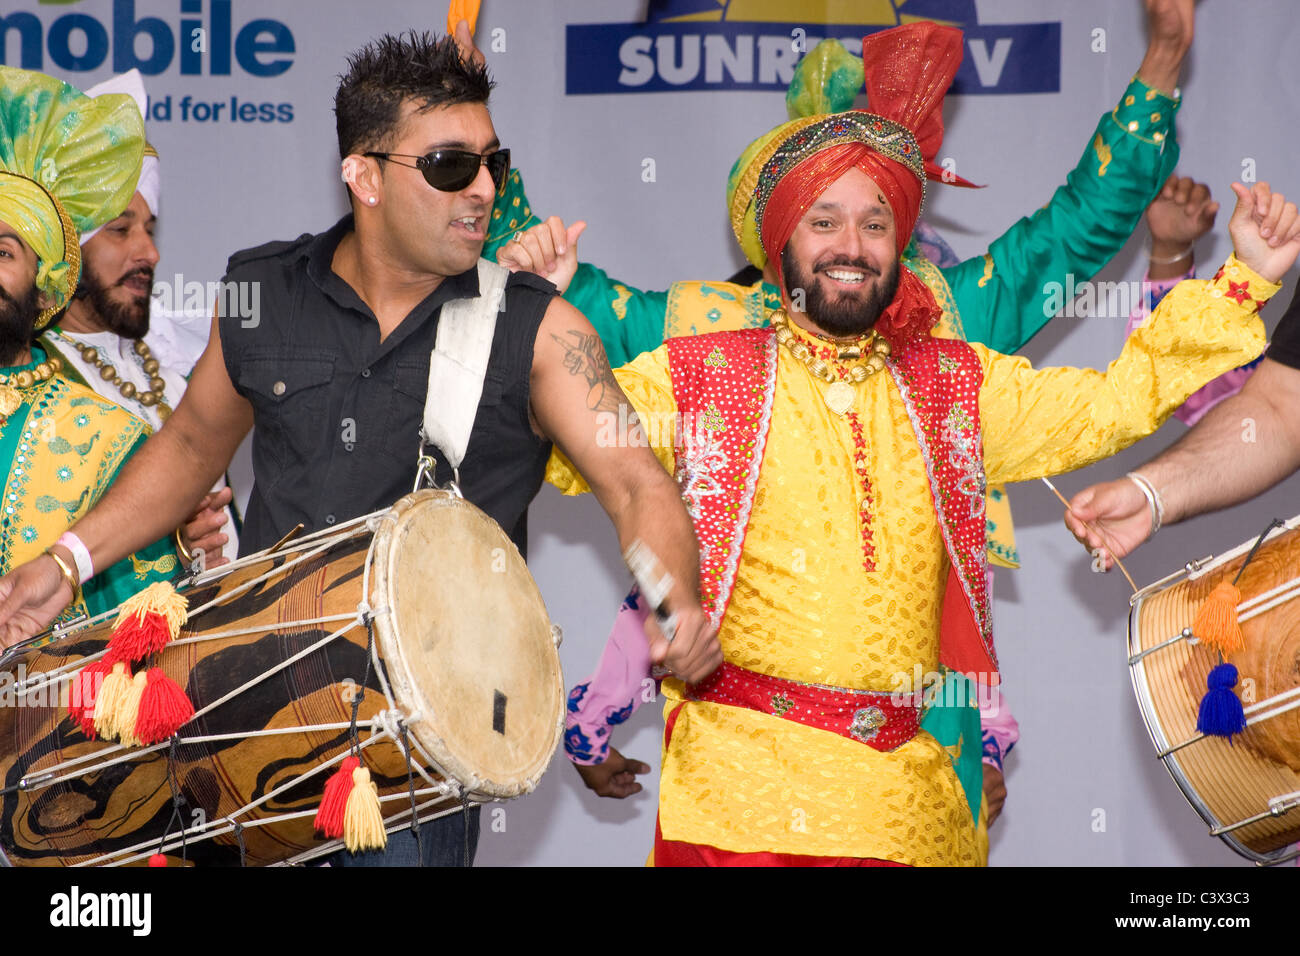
[
  {"x1": 0, "y1": 33, "x2": 719, "y2": 867},
  {"x1": 544, "y1": 23, "x2": 1296, "y2": 865},
  {"x1": 0, "y1": 65, "x2": 182, "y2": 630},
  {"x1": 500, "y1": 2, "x2": 1197, "y2": 851},
  {"x1": 39, "y1": 71, "x2": 239, "y2": 568}
]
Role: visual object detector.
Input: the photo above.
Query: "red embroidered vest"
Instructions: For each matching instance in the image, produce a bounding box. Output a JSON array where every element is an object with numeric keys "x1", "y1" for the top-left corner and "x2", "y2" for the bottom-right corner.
[{"x1": 666, "y1": 325, "x2": 998, "y2": 681}]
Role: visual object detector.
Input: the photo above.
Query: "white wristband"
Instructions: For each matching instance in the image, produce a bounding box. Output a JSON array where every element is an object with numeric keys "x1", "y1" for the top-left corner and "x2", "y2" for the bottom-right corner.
[
  {"x1": 1126, "y1": 472, "x2": 1165, "y2": 538},
  {"x1": 55, "y1": 531, "x2": 94, "y2": 585}
]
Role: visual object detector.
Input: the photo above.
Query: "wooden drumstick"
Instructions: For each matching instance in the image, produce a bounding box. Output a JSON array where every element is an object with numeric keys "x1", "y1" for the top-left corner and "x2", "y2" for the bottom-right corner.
[{"x1": 1041, "y1": 477, "x2": 1138, "y2": 593}]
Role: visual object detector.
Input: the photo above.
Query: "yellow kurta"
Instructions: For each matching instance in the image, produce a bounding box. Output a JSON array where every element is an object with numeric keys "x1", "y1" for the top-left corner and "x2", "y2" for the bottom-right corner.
[{"x1": 547, "y1": 256, "x2": 1273, "y2": 864}]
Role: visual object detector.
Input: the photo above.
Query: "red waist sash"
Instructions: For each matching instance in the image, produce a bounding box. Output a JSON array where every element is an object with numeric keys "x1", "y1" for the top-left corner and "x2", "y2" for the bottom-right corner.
[{"x1": 689, "y1": 662, "x2": 920, "y2": 752}]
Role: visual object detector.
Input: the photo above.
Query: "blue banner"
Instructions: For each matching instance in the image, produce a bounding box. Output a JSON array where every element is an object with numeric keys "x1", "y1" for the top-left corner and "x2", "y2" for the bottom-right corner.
[{"x1": 566, "y1": 21, "x2": 1059, "y2": 96}]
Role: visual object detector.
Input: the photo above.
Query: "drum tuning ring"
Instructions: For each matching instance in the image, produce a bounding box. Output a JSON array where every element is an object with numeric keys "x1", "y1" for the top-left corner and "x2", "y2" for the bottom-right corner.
[{"x1": 551, "y1": 623, "x2": 563, "y2": 647}]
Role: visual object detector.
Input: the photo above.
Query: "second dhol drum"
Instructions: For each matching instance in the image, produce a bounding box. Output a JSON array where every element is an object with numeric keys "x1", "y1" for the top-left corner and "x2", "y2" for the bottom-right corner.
[{"x1": 1129, "y1": 516, "x2": 1300, "y2": 864}]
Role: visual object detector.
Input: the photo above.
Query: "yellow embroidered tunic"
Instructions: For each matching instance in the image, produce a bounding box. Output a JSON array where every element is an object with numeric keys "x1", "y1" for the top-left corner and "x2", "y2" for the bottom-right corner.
[
  {"x1": 546, "y1": 257, "x2": 1273, "y2": 864},
  {"x1": 0, "y1": 349, "x2": 180, "y2": 627}
]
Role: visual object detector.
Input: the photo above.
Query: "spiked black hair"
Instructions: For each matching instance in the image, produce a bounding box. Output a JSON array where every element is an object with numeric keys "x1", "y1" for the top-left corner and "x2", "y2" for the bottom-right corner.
[{"x1": 334, "y1": 31, "x2": 494, "y2": 159}]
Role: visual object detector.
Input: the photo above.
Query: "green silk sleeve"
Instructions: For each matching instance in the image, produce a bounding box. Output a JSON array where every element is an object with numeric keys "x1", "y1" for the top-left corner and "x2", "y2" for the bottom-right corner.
[
  {"x1": 561, "y1": 265, "x2": 669, "y2": 368},
  {"x1": 482, "y1": 169, "x2": 670, "y2": 368},
  {"x1": 482, "y1": 168, "x2": 543, "y2": 257},
  {"x1": 941, "y1": 76, "x2": 1181, "y2": 354}
]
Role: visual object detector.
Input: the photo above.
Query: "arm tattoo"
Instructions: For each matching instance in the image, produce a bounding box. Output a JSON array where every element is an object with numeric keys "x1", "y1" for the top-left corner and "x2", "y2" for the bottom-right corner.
[{"x1": 551, "y1": 329, "x2": 623, "y2": 412}]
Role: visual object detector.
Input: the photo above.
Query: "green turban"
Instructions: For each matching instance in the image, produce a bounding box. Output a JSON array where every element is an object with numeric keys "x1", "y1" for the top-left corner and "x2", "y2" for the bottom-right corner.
[{"x1": 0, "y1": 65, "x2": 144, "y2": 328}]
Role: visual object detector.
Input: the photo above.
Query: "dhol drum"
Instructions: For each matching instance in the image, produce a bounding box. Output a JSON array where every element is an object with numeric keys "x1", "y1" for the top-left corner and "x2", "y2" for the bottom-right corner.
[
  {"x1": 1129, "y1": 515, "x2": 1300, "y2": 864},
  {"x1": 0, "y1": 490, "x2": 565, "y2": 866}
]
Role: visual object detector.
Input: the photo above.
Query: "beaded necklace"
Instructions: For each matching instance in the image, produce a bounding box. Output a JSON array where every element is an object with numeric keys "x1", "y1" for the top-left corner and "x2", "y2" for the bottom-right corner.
[
  {"x1": 52, "y1": 329, "x2": 172, "y2": 420},
  {"x1": 771, "y1": 309, "x2": 891, "y2": 416},
  {"x1": 0, "y1": 355, "x2": 63, "y2": 425}
]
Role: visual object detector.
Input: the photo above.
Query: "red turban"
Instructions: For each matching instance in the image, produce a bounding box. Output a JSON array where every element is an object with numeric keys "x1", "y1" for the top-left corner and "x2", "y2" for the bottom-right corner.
[{"x1": 754, "y1": 22, "x2": 970, "y2": 292}]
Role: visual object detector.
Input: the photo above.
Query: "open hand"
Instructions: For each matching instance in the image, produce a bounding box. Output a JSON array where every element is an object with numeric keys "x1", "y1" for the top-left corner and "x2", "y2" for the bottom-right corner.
[
  {"x1": 1228, "y1": 181, "x2": 1300, "y2": 283},
  {"x1": 573, "y1": 746, "x2": 651, "y2": 799}
]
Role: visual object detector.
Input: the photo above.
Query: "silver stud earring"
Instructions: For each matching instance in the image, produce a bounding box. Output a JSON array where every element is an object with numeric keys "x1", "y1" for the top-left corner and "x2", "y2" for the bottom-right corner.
[{"x1": 367, "y1": 196, "x2": 377, "y2": 206}]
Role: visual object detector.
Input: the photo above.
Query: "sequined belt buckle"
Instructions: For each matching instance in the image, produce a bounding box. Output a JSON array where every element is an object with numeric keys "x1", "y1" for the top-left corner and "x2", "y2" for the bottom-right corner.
[{"x1": 689, "y1": 662, "x2": 920, "y2": 753}]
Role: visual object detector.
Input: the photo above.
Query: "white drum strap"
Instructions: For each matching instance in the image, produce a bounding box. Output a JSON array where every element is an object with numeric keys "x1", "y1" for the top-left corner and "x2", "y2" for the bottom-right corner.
[{"x1": 421, "y1": 258, "x2": 509, "y2": 471}]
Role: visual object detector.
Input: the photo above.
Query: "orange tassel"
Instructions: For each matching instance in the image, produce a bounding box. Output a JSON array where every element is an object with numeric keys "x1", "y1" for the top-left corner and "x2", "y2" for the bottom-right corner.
[
  {"x1": 68, "y1": 658, "x2": 116, "y2": 739},
  {"x1": 107, "y1": 582, "x2": 188, "y2": 662},
  {"x1": 314, "y1": 755, "x2": 360, "y2": 839},
  {"x1": 1193, "y1": 581, "x2": 1245, "y2": 656},
  {"x1": 447, "y1": 0, "x2": 480, "y2": 37},
  {"x1": 134, "y1": 668, "x2": 195, "y2": 745}
]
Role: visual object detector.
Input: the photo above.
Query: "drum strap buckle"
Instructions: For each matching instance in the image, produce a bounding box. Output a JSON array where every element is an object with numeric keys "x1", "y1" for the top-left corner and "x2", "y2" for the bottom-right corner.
[{"x1": 413, "y1": 436, "x2": 464, "y2": 498}]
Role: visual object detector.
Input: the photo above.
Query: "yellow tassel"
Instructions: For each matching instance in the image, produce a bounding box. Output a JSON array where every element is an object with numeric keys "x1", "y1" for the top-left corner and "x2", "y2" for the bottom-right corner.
[
  {"x1": 1193, "y1": 581, "x2": 1245, "y2": 655},
  {"x1": 114, "y1": 671, "x2": 149, "y2": 747},
  {"x1": 92, "y1": 662, "x2": 132, "y2": 741},
  {"x1": 112, "y1": 581, "x2": 188, "y2": 640},
  {"x1": 342, "y1": 766, "x2": 387, "y2": 853}
]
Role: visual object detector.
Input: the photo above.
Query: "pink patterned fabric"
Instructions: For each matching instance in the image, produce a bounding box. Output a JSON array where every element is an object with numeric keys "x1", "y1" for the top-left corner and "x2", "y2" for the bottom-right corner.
[
  {"x1": 980, "y1": 683, "x2": 1020, "y2": 770},
  {"x1": 563, "y1": 590, "x2": 654, "y2": 765}
]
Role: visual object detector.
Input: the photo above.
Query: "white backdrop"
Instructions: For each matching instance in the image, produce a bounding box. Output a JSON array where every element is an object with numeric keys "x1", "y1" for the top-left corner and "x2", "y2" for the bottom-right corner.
[{"x1": 8, "y1": 0, "x2": 1300, "y2": 866}]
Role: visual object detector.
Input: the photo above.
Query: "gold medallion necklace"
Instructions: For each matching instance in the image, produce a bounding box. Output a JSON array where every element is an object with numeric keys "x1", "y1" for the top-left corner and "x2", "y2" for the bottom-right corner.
[
  {"x1": 770, "y1": 310, "x2": 890, "y2": 415},
  {"x1": 0, "y1": 355, "x2": 63, "y2": 424}
]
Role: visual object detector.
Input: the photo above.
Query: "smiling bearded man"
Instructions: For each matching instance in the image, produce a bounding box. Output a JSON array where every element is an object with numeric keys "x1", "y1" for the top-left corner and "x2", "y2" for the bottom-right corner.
[
  {"x1": 37, "y1": 71, "x2": 240, "y2": 569},
  {"x1": 545, "y1": 22, "x2": 1289, "y2": 866}
]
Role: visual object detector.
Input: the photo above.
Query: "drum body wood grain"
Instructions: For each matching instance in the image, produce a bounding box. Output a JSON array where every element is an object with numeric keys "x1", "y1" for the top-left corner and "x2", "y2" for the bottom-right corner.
[
  {"x1": 1129, "y1": 518, "x2": 1300, "y2": 864},
  {"x1": 0, "y1": 491, "x2": 564, "y2": 866}
]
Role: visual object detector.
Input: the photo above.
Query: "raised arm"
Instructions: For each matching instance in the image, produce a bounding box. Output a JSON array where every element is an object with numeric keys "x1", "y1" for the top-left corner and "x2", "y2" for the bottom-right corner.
[
  {"x1": 1065, "y1": 183, "x2": 1300, "y2": 564},
  {"x1": 530, "y1": 299, "x2": 720, "y2": 683},
  {"x1": 982, "y1": 181, "x2": 1298, "y2": 491},
  {"x1": 942, "y1": 0, "x2": 1194, "y2": 353},
  {"x1": 0, "y1": 315, "x2": 253, "y2": 646}
]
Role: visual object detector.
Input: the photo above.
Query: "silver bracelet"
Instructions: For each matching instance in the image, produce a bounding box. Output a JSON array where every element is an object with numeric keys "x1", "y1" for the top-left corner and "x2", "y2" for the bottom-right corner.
[
  {"x1": 1126, "y1": 471, "x2": 1165, "y2": 538},
  {"x1": 1148, "y1": 242, "x2": 1194, "y2": 266}
]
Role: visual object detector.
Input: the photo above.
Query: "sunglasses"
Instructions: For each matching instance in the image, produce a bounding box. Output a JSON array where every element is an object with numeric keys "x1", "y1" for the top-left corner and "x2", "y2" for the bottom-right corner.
[{"x1": 364, "y1": 148, "x2": 511, "y2": 193}]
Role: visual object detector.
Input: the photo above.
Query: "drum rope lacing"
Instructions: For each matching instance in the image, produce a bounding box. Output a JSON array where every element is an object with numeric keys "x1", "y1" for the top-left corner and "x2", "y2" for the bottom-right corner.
[
  {"x1": 10, "y1": 495, "x2": 536, "y2": 866},
  {"x1": 14, "y1": 525, "x2": 466, "y2": 866}
]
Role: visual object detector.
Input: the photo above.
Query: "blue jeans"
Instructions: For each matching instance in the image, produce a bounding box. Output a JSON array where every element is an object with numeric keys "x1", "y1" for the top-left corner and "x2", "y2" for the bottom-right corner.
[{"x1": 328, "y1": 806, "x2": 480, "y2": 867}]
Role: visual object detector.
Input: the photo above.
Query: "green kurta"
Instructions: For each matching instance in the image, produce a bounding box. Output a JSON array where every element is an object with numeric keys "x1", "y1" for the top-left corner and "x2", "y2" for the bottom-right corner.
[{"x1": 1, "y1": 346, "x2": 179, "y2": 632}]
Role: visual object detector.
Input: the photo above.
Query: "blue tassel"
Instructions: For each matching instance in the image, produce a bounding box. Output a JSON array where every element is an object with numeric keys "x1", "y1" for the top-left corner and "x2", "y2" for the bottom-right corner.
[{"x1": 1196, "y1": 663, "x2": 1247, "y2": 740}]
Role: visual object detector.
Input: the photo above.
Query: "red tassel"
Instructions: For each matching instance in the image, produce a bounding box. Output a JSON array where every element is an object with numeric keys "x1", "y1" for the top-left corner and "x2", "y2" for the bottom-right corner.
[
  {"x1": 313, "y1": 755, "x2": 360, "y2": 839},
  {"x1": 107, "y1": 612, "x2": 174, "y2": 662},
  {"x1": 106, "y1": 582, "x2": 188, "y2": 662},
  {"x1": 68, "y1": 658, "x2": 116, "y2": 739},
  {"x1": 134, "y1": 668, "x2": 195, "y2": 745},
  {"x1": 148, "y1": 853, "x2": 168, "y2": 867}
]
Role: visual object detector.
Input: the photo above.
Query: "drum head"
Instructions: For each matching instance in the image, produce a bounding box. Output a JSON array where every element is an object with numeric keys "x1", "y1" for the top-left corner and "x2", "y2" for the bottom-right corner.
[{"x1": 372, "y1": 491, "x2": 564, "y2": 799}]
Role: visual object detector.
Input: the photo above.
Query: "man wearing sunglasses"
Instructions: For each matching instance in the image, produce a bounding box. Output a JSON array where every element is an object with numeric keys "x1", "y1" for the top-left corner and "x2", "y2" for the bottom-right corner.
[{"x1": 0, "y1": 32, "x2": 720, "y2": 867}]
